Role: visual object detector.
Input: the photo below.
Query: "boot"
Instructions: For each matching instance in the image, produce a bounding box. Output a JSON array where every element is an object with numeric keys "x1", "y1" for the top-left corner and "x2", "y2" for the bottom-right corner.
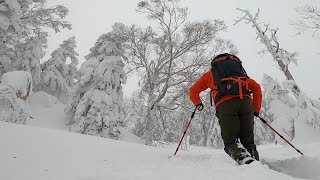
[
  {"x1": 237, "y1": 150, "x2": 255, "y2": 165},
  {"x1": 248, "y1": 148, "x2": 259, "y2": 161}
]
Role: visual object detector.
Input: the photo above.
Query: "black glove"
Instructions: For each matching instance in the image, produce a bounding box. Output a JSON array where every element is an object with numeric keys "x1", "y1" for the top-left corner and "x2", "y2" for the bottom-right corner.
[
  {"x1": 253, "y1": 112, "x2": 259, "y2": 117},
  {"x1": 197, "y1": 102, "x2": 204, "y2": 111}
]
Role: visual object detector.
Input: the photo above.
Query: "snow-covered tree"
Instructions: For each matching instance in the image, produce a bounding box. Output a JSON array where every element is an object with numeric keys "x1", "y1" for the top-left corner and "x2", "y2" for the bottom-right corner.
[
  {"x1": 292, "y1": 4, "x2": 320, "y2": 38},
  {"x1": 10, "y1": 33, "x2": 47, "y2": 84},
  {"x1": 0, "y1": 71, "x2": 32, "y2": 124},
  {"x1": 0, "y1": 0, "x2": 28, "y2": 36},
  {"x1": 235, "y1": 8, "x2": 320, "y2": 139},
  {"x1": 254, "y1": 91, "x2": 275, "y2": 145},
  {"x1": 0, "y1": 0, "x2": 71, "y2": 46},
  {"x1": 261, "y1": 74, "x2": 296, "y2": 144},
  {"x1": 123, "y1": 95, "x2": 147, "y2": 138},
  {"x1": 284, "y1": 81, "x2": 320, "y2": 143},
  {"x1": 37, "y1": 36, "x2": 78, "y2": 104},
  {"x1": 120, "y1": 0, "x2": 236, "y2": 145},
  {"x1": 65, "y1": 26, "x2": 127, "y2": 139},
  {"x1": 235, "y1": 8, "x2": 300, "y2": 98},
  {"x1": 0, "y1": 0, "x2": 71, "y2": 85}
]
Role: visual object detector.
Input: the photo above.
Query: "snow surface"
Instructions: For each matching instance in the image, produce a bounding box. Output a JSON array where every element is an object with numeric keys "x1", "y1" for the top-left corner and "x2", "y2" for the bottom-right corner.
[
  {"x1": 0, "y1": 121, "x2": 319, "y2": 180},
  {"x1": 26, "y1": 91, "x2": 67, "y2": 131}
]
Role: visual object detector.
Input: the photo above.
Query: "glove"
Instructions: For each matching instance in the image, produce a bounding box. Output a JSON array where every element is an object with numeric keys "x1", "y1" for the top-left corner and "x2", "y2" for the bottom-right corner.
[
  {"x1": 253, "y1": 112, "x2": 259, "y2": 117},
  {"x1": 197, "y1": 102, "x2": 204, "y2": 111}
]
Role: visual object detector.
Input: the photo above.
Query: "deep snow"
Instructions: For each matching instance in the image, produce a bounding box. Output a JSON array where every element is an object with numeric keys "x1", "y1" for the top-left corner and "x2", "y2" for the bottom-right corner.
[{"x1": 0, "y1": 121, "x2": 319, "y2": 180}]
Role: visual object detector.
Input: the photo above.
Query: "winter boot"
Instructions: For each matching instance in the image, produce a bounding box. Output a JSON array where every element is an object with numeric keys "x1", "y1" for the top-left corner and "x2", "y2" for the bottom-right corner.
[
  {"x1": 237, "y1": 151, "x2": 255, "y2": 165},
  {"x1": 226, "y1": 144, "x2": 255, "y2": 165},
  {"x1": 247, "y1": 148, "x2": 259, "y2": 161}
]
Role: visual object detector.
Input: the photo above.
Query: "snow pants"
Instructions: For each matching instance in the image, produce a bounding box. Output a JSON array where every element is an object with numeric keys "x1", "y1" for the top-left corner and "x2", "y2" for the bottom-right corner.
[{"x1": 216, "y1": 97, "x2": 259, "y2": 163}]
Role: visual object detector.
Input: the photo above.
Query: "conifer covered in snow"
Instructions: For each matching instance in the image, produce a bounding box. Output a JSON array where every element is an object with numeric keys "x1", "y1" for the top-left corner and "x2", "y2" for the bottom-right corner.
[
  {"x1": 37, "y1": 37, "x2": 78, "y2": 104},
  {"x1": 10, "y1": 33, "x2": 47, "y2": 85},
  {"x1": 0, "y1": 0, "x2": 27, "y2": 36},
  {"x1": 0, "y1": 0, "x2": 71, "y2": 45},
  {"x1": 0, "y1": 0, "x2": 71, "y2": 85},
  {"x1": 65, "y1": 26, "x2": 127, "y2": 139}
]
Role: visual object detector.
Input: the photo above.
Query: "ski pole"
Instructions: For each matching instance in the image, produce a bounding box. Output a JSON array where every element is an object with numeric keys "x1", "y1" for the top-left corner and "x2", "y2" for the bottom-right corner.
[
  {"x1": 257, "y1": 116, "x2": 304, "y2": 156},
  {"x1": 174, "y1": 106, "x2": 197, "y2": 156}
]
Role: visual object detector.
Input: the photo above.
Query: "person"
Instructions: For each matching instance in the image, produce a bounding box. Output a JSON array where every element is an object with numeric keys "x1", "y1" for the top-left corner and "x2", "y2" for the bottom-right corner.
[{"x1": 189, "y1": 53, "x2": 262, "y2": 165}]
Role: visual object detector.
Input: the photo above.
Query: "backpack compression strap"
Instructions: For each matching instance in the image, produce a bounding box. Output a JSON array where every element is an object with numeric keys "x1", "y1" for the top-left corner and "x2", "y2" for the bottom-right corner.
[{"x1": 221, "y1": 76, "x2": 250, "y2": 99}]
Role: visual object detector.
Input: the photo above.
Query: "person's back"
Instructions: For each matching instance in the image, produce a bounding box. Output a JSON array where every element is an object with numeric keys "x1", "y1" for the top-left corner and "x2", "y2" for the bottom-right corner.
[{"x1": 189, "y1": 53, "x2": 262, "y2": 165}]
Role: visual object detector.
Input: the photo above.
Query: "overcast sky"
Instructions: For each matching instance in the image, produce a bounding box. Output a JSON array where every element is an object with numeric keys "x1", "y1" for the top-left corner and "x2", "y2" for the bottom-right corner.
[{"x1": 46, "y1": 0, "x2": 320, "y2": 99}]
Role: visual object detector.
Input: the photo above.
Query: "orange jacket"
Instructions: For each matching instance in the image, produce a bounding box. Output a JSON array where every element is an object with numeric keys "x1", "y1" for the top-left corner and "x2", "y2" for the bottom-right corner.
[{"x1": 190, "y1": 71, "x2": 262, "y2": 113}]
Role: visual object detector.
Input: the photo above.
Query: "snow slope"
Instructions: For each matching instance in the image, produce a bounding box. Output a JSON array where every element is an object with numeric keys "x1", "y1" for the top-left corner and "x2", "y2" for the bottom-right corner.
[
  {"x1": 1, "y1": 122, "x2": 319, "y2": 180},
  {"x1": 27, "y1": 91, "x2": 67, "y2": 130},
  {"x1": 25, "y1": 91, "x2": 145, "y2": 144}
]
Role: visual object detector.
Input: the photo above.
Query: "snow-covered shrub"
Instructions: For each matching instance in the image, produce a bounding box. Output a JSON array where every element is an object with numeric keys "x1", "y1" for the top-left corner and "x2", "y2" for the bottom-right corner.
[
  {"x1": 1, "y1": 71, "x2": 33, "y2": 100},
  {"x1": 262, "y1": 74, "x2": 296, "y2": 144},
  {"x1": 0, "y1": 84, "x2": 28, "y2": 124},
  {"x1": 0, "y1": 71, "x2": 32, "y2": 124},
  {"x1": 37, "y1": 37, "x2": 78, "y2": 104},
  {"x1": 283, "y1": 80, "x2": 320, "y2": 143}
]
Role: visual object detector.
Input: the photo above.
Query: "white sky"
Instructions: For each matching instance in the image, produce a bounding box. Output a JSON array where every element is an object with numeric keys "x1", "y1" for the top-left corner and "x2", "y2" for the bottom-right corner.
[{"x1": 46, "y1": 0, "x2": 320, "y2": 99}]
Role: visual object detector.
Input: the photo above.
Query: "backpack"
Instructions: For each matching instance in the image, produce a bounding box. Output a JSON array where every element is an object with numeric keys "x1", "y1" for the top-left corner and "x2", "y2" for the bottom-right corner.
[{"x1": 210, "y1": 53, "x2": 251, "y2": 106}]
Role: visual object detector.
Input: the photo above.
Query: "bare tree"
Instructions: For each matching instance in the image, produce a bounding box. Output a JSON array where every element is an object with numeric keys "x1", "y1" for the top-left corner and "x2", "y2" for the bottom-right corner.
[
  {"x1": 292, "y1": 4, "x2": 320, "y2": 38},
  {"x1": 235, "y1": 8, "x2": 300, "y2": 98},
  {"x1": 121, "y1": 0, "x2": 236, "y2": 145}
]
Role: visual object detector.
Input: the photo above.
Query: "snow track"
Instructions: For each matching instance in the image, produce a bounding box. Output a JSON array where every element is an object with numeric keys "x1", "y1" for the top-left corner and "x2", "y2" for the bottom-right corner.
[{"x1": 262, "y1": 156, "x2": 320, "y2": 179}]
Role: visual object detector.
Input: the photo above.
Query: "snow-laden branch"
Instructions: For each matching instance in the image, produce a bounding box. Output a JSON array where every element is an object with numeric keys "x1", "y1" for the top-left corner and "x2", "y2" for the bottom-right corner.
[
  {"x1": 292, "y1": 4, "x2": 320, "y2": 38},
  {"x1": 235, "y1": 8, "x2": 300, "y2": 98}
]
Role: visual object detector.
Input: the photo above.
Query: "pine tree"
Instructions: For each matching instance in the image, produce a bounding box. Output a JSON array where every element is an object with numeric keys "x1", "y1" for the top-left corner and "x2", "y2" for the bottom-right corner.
[
  {"x1": 37, "y1": 37, "x2": 79, "y2": 104},
  {"x1": 0, "y1": 0, "x2": 71, "y2": 84},
  {"x1": 65, "y1": 25, "x2": 127, "y2": 139}
]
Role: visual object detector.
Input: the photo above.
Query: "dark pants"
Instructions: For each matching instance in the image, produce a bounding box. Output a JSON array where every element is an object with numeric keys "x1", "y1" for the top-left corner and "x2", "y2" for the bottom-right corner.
[{"x1": 216, "y1": 97, "x2": 259, "y2": 162}]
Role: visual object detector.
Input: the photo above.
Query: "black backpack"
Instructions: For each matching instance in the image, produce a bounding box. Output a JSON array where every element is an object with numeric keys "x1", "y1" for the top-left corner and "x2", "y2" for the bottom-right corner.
[{"x1": 210, "y1": 53, "x2": 251, "y2": 105}]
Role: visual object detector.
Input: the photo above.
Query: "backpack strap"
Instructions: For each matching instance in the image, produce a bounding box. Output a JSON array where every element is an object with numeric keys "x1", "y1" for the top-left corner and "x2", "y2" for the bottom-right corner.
[
  {"x1": 210, "y1": 89, "x2": 213, "y2": 106},
  {"x1": 221, "y1": 76, "x2": 249, "y2": 99},
  {"x1": 214, "y1": 55, "x2": 240, "y2": 62}
]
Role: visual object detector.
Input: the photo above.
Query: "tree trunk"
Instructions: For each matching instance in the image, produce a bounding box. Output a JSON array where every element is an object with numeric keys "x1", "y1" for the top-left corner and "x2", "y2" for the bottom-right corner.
[{"x1": 145, "y1": 83, "x2": 156, "y2": 145}]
